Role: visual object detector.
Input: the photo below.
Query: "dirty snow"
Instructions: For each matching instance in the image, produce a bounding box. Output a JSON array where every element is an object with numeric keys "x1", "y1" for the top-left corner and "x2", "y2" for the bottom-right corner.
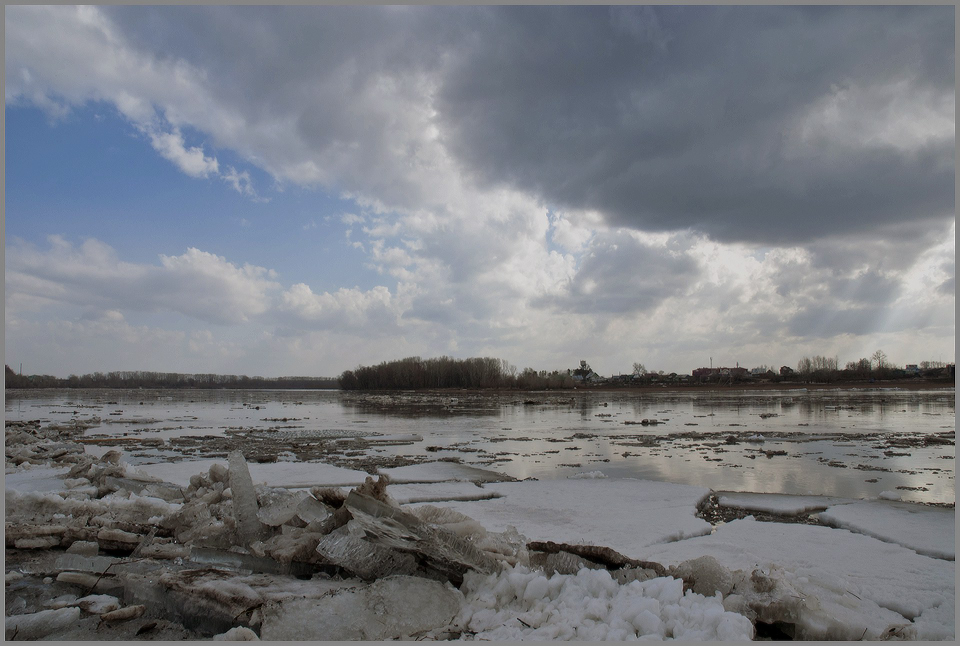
[
  {"x1": 388, "y1": 482, "x2": 505, "y2": 504},
  {"x1": 380, "y1": 462, "x2": 514, "y2": 484},
  {"x1": 716, "y1": 491, "x2": 855, "y2": 515},
  {"x1": 456, "y1": 565, "x2": 754, "y2": 640},
  {"x1": 819, "y1": 500, "x2": 955, "y2": 560},
  {"x1": 410, "y1": 478, "x2": 712, "y2": 557},
  {"x1": 642, "y1": 516, "x2": 955, "y2": 640},
  {"x1": 567, "y1": 470, "x2": 608, "y2": 479}
]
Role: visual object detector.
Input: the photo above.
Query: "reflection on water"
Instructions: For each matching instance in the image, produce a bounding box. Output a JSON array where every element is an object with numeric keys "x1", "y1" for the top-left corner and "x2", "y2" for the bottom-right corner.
[{"x1": 6, "y1": 388, "x2": 955, "y2": 504}]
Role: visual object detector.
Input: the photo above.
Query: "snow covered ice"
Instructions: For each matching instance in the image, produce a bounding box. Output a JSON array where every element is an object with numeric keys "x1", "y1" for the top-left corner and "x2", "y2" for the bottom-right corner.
[{"x1": 4, "y1": 414, "x2": 955, "y2": 641}]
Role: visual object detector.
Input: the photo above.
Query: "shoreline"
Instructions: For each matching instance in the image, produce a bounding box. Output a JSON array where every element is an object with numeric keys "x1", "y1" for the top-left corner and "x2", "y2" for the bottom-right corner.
[{"x1": 5, "y1": 378, "x2": 953, "y2": 396}]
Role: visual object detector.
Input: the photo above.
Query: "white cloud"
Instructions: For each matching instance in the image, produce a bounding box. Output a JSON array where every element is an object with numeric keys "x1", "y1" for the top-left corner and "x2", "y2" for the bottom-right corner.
[
  {"x1": 148, "y1": 128, "x2": 219, "y2": 177},
  {"x1": 6, "y1": 237, "x2": 280, "y2": 325},
  {"x1": 279, "y1": 283, "x2": 398, "y2": 331}
]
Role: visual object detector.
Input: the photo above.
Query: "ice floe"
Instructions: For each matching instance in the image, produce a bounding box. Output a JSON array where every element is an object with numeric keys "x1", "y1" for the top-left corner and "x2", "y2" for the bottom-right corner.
[
  {"x1": 819, "y1": 500, "x2": 955, "y2": 560},
  {"x1": 410, "y1": 478, "x2": 713, "y2": 557},
  {"x1": 642, "y1": 516, "x2": 955, "y2": 640}
]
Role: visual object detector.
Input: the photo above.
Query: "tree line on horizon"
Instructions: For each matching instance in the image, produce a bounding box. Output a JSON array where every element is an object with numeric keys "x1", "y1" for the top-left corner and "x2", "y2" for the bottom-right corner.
[
  {"x1": 338, "y1": 356, "x2": 577, "y2": 390},
  {"x1": 3, "y1": 366, "x2": 338, "y2": 390}
]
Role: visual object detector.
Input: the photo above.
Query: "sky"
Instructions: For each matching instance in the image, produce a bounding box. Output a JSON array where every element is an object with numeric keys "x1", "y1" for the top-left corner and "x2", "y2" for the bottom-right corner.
[{"x1": 4, "y1": 5, "x2": 955, "y2": 379}]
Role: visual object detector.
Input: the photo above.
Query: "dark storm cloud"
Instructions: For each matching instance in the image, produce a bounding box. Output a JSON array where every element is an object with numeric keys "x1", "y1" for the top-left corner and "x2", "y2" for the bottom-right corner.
[
  {"x1": 435, "y1": 5, "x2": 954, "y2": 245},
  {"x1": 101, "y1": 6, "x2": 953, "y2": 246}
]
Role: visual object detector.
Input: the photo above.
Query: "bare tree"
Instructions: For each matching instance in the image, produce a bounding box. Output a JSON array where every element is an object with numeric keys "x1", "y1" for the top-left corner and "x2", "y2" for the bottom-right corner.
[
  {"x1": 871, "y1": 349, "x2": 887, "y2": 372},
  {"x1": 632, "y1": 362, "x2": 647, "y2": 377}
]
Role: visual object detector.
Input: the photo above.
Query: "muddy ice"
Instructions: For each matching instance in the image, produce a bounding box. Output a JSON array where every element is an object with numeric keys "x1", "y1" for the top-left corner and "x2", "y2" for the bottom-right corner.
[{"x1": 5, "y1": 418, "x2": 955, "y2": 640}]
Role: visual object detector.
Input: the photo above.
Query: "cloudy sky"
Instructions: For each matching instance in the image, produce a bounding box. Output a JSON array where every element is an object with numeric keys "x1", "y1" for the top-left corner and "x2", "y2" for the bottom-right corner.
[{"x1": 5, "y1": 5, "x2": 955, "y2": 379}]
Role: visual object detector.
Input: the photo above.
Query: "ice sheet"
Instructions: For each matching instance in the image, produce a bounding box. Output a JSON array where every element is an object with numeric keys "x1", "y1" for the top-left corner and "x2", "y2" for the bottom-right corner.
[
  {"x1": 642, "y1": 516, "x2": 955, "y2": 639},
  {"x1": 4, "y1": 466, "x2": 72, "y2": 493},
  {"x1": 380, "y1": 462, "x2": 514, "y2": 484},
  {"x1": 136, "y1": 459, "x2": 370, "y2": 488},
  {"x1": 715, "y1": 491, "x2": 856, "y2": 515},
  {"x1": 819, "y1": 501, "x2": 955, "y2": 560},
  {"x1": 410, "y1": 478, "x2": 712, "y2": 557}
]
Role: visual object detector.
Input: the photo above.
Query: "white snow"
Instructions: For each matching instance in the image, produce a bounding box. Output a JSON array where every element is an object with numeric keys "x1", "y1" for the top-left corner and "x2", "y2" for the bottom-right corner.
[
  {"x1": 716, "y1": 491, "x2": 855, "y2": 515},
  {"x1": 380, "y1": 462, "x2": 513, "y2": 484},
  {"x1": 410, "y1": 478, "x2": 712, "y2": 557},
  {"x1": 456, "y1": 565, "x2": 754, "y2": 640},
  {"x1": 136, "y1": 459, "x2": 370, "y2": 488},
  {"x1": 642, "y1": 516, "x2": 955, "y2": 640},
  {"x1": 819, "y1": 500, "x2": 955, "y2": 560}
]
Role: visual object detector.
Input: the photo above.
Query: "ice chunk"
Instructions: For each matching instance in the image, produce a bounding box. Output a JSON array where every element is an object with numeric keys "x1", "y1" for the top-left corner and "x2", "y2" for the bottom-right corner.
[
  {"x1": 643, "y1": 517, "x2": 955, "y2": 640},
  {"x1": 189, "y1": 546, "x2": 316, "y2": 577},
  {"x1": 295, "y1": 495, "x2": 331, "y2": 524},
  {"x1": 670, "y1": 555, "x2": 734, "y2": 597},
  {"x1": 76, "y1": 594, "x2": 121, "y2": 614},
  {"x1": 344, "y1": 490, "x2": 500, "y2": 584},
  {"x1": 213, "y1": 626, "x2": 261, "y2": 640},
  {"x1": 567, "y1": 470, "x2": 608, "y2": 479},
  {"x1": 259, "y1": 575, "x2": 462, "y2": 640},
  {"x1": 716, "y1": 491, "x2": 855, "y2": 516},
  {"x1": 389, "y1": 482, "x2": 505, "y2": 504},
  {"x1": 66, "y1": 540, "x2": 99, "y2": 556},
  {"x1": 100, "y1": 604, "x2": 146, "y2": 622},
  {"x1": 5, "y1": 607, "x2": 81, "y2": 640},
  {"x1": 229, "y1": 451, "x2": 266, "y2": 546},
  {"x1": 454, "y1": 565, "x2": 754, "y2": 641},
  {"x1": 256, "y1": 489, "x2": 308, "y2": 527},
  {"x1": 102, "y1": 476, "x2": 185, "y2": 502},
  {"x1": 381, "y1": 462, "x2": 515, "y2": 484},
  {"x1": 315, "y1": 526, "x2": 421, "y2": 580},
  {"x1": 43, "y1": 594, "x2": 80, "y2": 609}
]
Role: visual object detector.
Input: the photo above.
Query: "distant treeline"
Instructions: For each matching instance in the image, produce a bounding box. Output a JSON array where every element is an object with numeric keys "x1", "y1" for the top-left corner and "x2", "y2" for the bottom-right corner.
[
  {"x1": 339, "y1": 356, "x2": 576, "y2": 390},
  {"x1": 4, "y1": 366, "x2": 338, "y2": 390}
]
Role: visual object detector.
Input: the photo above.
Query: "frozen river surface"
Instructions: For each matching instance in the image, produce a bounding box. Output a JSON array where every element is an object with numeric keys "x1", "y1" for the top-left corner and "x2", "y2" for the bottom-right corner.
[{"x1": 5, "y1": 387, "x2": 955, "y2": 504}]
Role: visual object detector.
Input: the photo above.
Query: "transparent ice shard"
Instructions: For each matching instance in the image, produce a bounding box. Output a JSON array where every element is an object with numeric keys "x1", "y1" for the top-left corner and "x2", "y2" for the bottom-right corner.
[
  {"x1": 229, "y1": 451, "x2": 266, "y2": 546},
  {"x1": 343, "y1": 491, "x2": 499, "y2": 584},
  {"x1": 189, "y1": 546, "x2": 316, "y2": 577},
  {"x1": 256, "y1": 490, "x2": 308, "y2": 527},
  {"x1": 314, "y1": 526, "x2": 420, "y2": 580}
]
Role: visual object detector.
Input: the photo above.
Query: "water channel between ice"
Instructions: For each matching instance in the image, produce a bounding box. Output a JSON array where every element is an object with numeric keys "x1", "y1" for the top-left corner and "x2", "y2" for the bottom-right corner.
[{"x1": 5, "y1": 388, "x2": 955, "y2": 504}]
